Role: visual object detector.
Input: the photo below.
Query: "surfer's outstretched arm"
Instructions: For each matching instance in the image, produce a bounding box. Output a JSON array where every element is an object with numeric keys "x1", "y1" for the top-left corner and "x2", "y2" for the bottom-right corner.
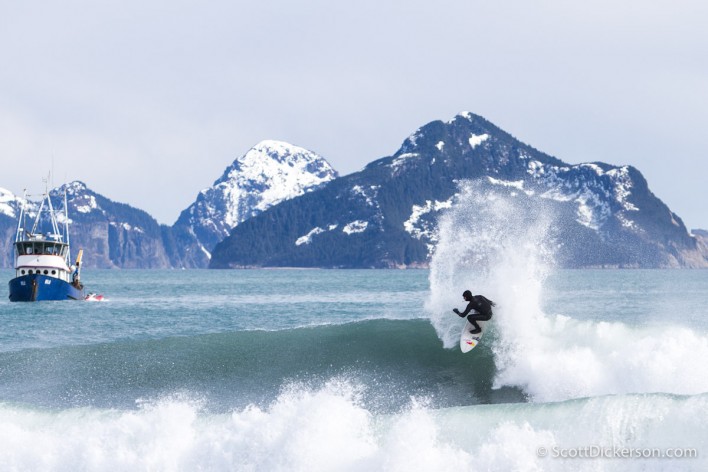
[{"x1": 453, "y1": 302, "x2": 474, "y2": 317}]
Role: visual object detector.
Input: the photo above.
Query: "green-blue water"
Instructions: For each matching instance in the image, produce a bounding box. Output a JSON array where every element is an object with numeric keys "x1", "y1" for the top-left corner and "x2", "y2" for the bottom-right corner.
[{"x1": 0, "y1": 268, "x2": 707, "y2": 471}]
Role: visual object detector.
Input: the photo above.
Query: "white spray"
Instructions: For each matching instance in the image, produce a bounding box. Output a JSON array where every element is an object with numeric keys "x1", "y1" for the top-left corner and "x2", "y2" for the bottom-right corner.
[
  {"x1": 427, "y1": 180, "x2": 555, "y2": 350},
  {"x1": 426, "y1": 180, "x2": 708, "y2": 402}
]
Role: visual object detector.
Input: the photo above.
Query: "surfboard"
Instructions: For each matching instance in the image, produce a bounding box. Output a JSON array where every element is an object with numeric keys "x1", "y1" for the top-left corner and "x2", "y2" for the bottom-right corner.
[{"x1": 460, "y1": 318, "x2": 487, "y2": 353}]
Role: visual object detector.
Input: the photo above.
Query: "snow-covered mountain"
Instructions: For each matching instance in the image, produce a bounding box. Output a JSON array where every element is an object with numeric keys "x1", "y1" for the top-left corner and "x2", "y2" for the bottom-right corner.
[
  {"x1": 0, "y1": 142, "x2": 338, "y2": 269},
  {"x1": 210, "y1": 112, "x2": 708, "y2": 269},
  {"x1": 170, "y1": 140, "x2": 338, "y2": 268},
  {"x1": 2, "y1": 116, "x2": 706, "y2": 270}
]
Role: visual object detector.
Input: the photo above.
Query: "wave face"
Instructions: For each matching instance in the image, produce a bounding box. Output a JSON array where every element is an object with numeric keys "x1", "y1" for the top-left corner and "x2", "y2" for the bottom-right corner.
[
  {"x1": 3, "y1": 312, "x2": 707, "y2": 414},
  {"x1": 0, "y1": 319, "x2": 523, "y2": 412}
]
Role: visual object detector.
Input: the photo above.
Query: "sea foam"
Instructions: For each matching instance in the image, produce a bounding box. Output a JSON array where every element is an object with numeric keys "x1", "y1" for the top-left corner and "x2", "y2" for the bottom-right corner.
[{"x1": 0, "y1": 383, "x2": 705, "y2": 471}]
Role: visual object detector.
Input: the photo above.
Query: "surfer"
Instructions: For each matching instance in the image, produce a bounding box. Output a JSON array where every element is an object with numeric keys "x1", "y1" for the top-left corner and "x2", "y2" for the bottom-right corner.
[{"x1": 453, "y1": 290, "x2": 495, "y2": 334}]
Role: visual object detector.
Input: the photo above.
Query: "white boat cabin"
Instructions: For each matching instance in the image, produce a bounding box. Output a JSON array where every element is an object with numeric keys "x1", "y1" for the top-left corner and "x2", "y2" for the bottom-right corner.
[{"x1": 14, "y1": 240, "x2": 74, "y2": 281}]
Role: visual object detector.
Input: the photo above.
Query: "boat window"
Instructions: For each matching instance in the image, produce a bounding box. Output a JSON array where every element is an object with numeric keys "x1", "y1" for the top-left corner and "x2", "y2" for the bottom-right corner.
[{"x1": 46, "y1": 243, "x2": 63, "y2": 255}]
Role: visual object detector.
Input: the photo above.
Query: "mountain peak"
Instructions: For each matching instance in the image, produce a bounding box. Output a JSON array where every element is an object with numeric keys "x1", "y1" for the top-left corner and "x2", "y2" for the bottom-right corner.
[
  {"x1": 448, "y1": 111, "x2": 479, "y2": 123},
  {"x1": 248, "y1": 140, "x2": 319, "y2": 162},
  {"x1": 219, "y1": 140, "x2": 337, "y2": 184},
  {"x1": 54, "y1": 180, "x2": 90, "y2": 196},
  {"x1": 171, "y1": 140, "x2": 339, "y2": 267},
  {"x1": 399, "y1": 112, "x2": 497, "y2": 153},
  {"x1": 217, "y1": 140, "x2": 338, "y2": 211}
]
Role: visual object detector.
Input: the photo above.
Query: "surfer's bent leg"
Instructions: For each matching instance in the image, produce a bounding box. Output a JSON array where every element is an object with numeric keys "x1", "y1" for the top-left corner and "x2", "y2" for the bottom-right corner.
[
  {"x1": 467, "y1": 313, "x2": 491, "y2": 323},
  {"x1": 466, "y1": 313, "x2": 491, "y2": 334},
  {"x1": 466, "y1": 315, "x2": 481, "y2": 333}
]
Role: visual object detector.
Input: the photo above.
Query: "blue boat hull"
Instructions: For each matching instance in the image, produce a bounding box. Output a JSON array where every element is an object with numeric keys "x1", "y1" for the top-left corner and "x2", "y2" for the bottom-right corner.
[{"x1": 8, "y1": 274, "x2": 85, "y2": 302}]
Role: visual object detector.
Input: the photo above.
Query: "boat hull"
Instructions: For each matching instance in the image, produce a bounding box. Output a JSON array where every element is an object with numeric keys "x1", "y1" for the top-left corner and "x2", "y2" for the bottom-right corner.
[{"x1": 8, "y1": 274, "x2": 85, "y2": 302}]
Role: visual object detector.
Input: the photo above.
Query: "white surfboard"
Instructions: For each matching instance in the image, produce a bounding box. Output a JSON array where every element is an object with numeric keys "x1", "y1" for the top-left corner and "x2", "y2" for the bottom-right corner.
[{"x1": 460, "y1": 317, "x2": 487, "y2": 353}]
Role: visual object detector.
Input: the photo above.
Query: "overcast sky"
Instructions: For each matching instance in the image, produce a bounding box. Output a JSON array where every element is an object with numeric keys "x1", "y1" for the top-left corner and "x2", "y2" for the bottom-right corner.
[{"x1": 1, "y1": 0, "x2": 706, "y2": 228}]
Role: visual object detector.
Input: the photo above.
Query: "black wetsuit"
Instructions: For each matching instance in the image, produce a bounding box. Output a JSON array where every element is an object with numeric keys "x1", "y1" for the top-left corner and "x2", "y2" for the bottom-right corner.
[{"x1": 457, "y1": 295, "x2": 494, "y2": 331}]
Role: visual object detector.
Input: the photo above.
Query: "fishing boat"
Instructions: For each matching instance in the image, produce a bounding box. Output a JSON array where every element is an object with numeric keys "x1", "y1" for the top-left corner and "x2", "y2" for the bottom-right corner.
[{"x1": 8, "y1": 185, "x2": 85, "y2": 302}]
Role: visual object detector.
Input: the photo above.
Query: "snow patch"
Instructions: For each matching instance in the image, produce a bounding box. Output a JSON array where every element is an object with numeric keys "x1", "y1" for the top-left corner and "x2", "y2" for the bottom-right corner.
[
  {"x1": 574, "y1": 192, "x2": 610, "y2": 230},
  {"x1": 296, "y1": 227, "x2": 326, "y2": 246},
  {"x1": 607, "y1": 167, "x2": 638, "y2": 211},
  {"x1": 580, "y1": 163, "x2": 606, "y2": 175},
  {"x1": 449, "y1": 111, "x2": 474, "y2": 123},
  {"x1": 110, "y1": 222, "x2": 144, "y2": 233},
  {"x1": 351, "y1": 185, "x2": 380, "y2": 208},
  {"x1": 343, "y1": 221, "x2": 368, "y2": 235},
  {"x1": 75, "y1": 195, "x2": 98, "y2": 213},
  {"x1": 487, "y1": 177, "x2": 525, "y2": 190},
  {"x1": 389, "y1": 153, "x2": 418, "y2": 171},
  {"x1": 527, "y1": 159, "x2": 619, "y2": 230},
  {"x1": 404, "y1": 199, "x2": 453, "y2": 254},
  {"x1": 469, "y1": 133, "x2": 489, "y2": 149},
  {"x1": 435, "y1": 141, "x2": 445, "y2": 151},
  {"x1": 0, "y1": 187, "x2": 18, "y2": 218}
]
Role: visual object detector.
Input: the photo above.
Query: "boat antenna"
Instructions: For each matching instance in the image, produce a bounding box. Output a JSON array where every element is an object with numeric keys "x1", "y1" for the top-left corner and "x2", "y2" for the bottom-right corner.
[{"x1": 64, "y1": 186, "x2": 71, "y2": 264}]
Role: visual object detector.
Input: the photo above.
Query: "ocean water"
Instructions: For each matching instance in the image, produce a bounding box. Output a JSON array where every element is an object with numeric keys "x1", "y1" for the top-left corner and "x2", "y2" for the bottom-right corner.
[
  {"x1": 2, "y1": 186, "x2": 708, "y2": 471},
  {"x1": 1, "y1": 269, "x2": 707, "y2": 471}
]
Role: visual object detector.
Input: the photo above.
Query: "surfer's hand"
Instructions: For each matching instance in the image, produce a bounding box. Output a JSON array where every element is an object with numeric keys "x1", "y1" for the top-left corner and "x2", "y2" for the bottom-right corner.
[{"x1": 453, "y1": 308, "x2": 460, "y2": 315}]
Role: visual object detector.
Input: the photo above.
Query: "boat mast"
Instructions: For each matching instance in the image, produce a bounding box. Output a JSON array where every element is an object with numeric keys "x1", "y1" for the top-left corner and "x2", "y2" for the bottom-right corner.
[
  {"x1": 45, "y1": 188, "x2": 62, "y2": 242},
  {"x1": 64, "y1": 187, "x2": 71, "y2": 264},
  {"x1": 30, "y1": 197, "x2": 45, "y2": 236},
  {"x1": 14, "y1": 189, "x2": 27, "y2": 243}
]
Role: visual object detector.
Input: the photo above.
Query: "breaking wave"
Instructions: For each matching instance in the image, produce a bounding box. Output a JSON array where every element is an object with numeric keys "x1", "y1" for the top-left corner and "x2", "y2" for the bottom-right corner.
[
  {"x1": 0, "y1": 384, "x2": 706, "y2": 471},
  {"x1": 426, "y1": 180, "x2": 708, "y2": 402}
]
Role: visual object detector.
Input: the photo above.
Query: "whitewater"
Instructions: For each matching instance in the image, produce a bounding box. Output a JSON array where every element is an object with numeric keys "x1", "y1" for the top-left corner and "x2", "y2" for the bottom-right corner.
[{"x1": 1, "y1": 183, "x2": 707, "y2": 471}]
